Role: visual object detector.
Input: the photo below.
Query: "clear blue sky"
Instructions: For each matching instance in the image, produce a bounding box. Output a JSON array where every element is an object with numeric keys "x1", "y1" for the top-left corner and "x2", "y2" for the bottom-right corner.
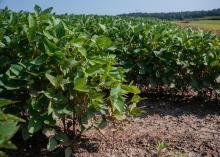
[{"x1": 0, "y1": 0, "x2": 220, "y2": 15}]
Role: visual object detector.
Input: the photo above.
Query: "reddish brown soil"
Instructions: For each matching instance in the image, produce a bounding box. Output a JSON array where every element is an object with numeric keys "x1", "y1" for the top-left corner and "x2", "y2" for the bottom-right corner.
[{"x1": 7, "y1": 96, "x2": 220, "y2": 157}]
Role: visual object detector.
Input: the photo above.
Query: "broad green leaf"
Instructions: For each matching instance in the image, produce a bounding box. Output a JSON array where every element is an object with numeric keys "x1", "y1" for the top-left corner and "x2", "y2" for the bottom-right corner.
[
  {"x1": 96, "y1": 36, "x2": 112, "y2": 49},
  {"x1": 121, "y1": 85, "x2": 140, "y2": 94},
  {"x1": 47, "y1": 137, "x2": 58, "y2": 152},
  {"x1": 0, "y1": 141, "x2": 17, "y2": 150},
  {"x1": 30, "y1": 55, "x2": 47, "y2": 65},
  {"x1": 0, "y1": 120, "x2": 19, "y2": 141},
  {"x1": 112, "y1": 97, "x2": 125, "y2": 113},
  {"x1": 28, "y1": 14, "x2": 36, "y2": 28},
  {"x1": 0, "y1": 42, "x2": 5, "y2": 48},
  {"x1": 28, "y1": 119, "x2": 42, "y2": 134},
  {"x1": 74, "y1": 74, "x2": 89, "y2": 92},
  {"x1": 60, "y1": 58, "x2": 78, "y2": 73},
  {"x1": 43, "y1": 38, "x2": 58, "y2": 55},
  {"x1": 26, "y1": 27, "x2": 35, "y2": 42},
  {"x1": 0, "y1": 151, "x2": 7, "y2": 157},
  {"x1": 95, "y1": 118, "x2": 107, "y2": 129},
  {"x1": 131, "y1": 95, "x2": 141, "y2": 103},
  {"x1": 55, "y1": 133, "x2": 69, "y2": 142},
  {"x1": 48, "y1": 101, "x2": 53, "y2": 115},
  {"x1": 34, "y1": 4, "x2": 41, "y2": 16},
  {"x1": 216, "y1": 76, "x2": 220, "y2": 83},
  {"x1": 99, "y1": 24, "x2": 107, "y2": 32},
  {"x1": 43, "y1": 30, "x2": 55, "y2": 40},
  {"x1": 22, "y1": 127, "x2": 32, "y2": 141},
  {"x1": 45, "y1": 74, "x2": 57, "y2": 87},
  {"x1": 65, "y1": 147, "x2": 72, "y2": 157},
  {"x1": 55, "y1": 22, "x2": 65, "y2": 38},
  {"x1": 7, "y1": 64, "x2": 23, "y2": 76},
  {"x1": 45, "y1": 74, "x2": 69, "y2": 89},
  {"x1": 43, "y1": 92, "x2": 68, "y2": 104},
  {"x1": 110, "y1": 85, "x2": 121, "y2": 97},
  {"x1": 43, "y1": 7, "x2": 53, "y2": 14},
  {"x1": 0, "y1": 112, "x2": 25, "y2": 122},
  {"x1": 129, "y1": 104, "x2": 142, "y2": 117},
  {"x1": 0, "y1": 99, "x2": 18, "y2": 108},
  {"x1": 211, "y1": 60, "x2": 220, "y2": 68},
  {"x1": 78, "y1": 47, "x2": 87, "y2": 58}
]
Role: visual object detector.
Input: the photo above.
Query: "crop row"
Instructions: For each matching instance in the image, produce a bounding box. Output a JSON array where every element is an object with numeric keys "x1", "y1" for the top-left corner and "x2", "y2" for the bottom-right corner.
[
  {"x1": 0, "y1": 6, "x2": 140, "y2": 156},
  {"x1": 62, "y1": 15, "x2": 220, "y2": 94}
]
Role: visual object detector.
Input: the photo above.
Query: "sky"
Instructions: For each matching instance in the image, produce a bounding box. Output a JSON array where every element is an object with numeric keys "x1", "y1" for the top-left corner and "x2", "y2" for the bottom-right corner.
[{"x1": 0, "y1": 0, "x2": 220, "y2": 15}]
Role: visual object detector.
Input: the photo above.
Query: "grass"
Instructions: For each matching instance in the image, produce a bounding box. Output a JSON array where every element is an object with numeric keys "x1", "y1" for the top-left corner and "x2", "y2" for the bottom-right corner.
[{"x1": 175, "y1": 20, "x2": 220, "y2": 36}]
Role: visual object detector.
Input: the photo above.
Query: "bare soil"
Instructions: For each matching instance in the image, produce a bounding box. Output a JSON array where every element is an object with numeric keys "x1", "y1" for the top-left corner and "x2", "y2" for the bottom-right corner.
[
  {"x1": 176, "y1": 21, "x2": 220, "y2": 35},
  {"x1": 7, "y1": 94, "x2": 220, "y2": 157}
]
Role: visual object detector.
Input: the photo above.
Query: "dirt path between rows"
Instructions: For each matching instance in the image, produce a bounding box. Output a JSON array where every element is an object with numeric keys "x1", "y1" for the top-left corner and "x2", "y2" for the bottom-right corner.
[
  {"x1": 8, "y1": 97, "x2": 220, "y2": 157},
  {"x1": 77, "y1": 99, "x2": 220, "y2": 157}
]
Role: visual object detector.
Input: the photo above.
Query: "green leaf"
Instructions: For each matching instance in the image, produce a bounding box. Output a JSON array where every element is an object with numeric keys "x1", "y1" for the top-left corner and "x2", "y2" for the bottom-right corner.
[
  {"x1": 42, "y1": 7, "x2": 53, "y2": 14},
  {"x1": 45, "y1": 74, "x2": 57, "y2": 87},
  {"x1": 216, "y1": 76, "x2": 220, "y2": 83},
  {"x1": 30, "y1": 55, "x2": 47, "y2": 65},
  {"x1": 48, "y1": 101, "x2": 53, "y2": 115},
  {"x1": 0, "y1": 99, "x2": 18, "y2": 108},
  {"x1": 0, "y1": 112, "x2": 25, "y2": 122},
  {"x1": 129, "y1": 104, "x2": 142, "y2": 117},
  {"x1": 46, "y1": 74, "x2": 69, "y2": 89},
  {"x1": 7, "y1": 64, "x2": 23, "y2": 76},
  {"x1": 55, "y1": 22, "x2": 65, "y2": 38},
  {"x1": 47, "y1": 137, "x2": 58, "y2": 152},
  {"x1": 122, "y1": 85, "x2": 140, "y2": 94},
  {"x1": 0, "y1": 120, "x2": 19, "y2": 141},
  {"x1": 112, "y1": 97, "x2": 125, "y2": 113},
  {"x1": 27, "y1": 119, "x2": 42, "y2": 134},
  {"x1": 95, "y1": 118, "x2": 107, "y2": 129},
  {"x1": 60, "y1": 58, "x2": 78, "y2": 73},
  {"x1": 43, "y1": 38, "x2": 58, "y2": 56},
  {"x1": 26, "y1": 27, "x2": 35, "y2": 42},
  {"x1": 22, "y1": 127, "x2": 32, "y2": 140},
  {"x1": 43, "y1": 30, "x2": 55, "y2": 40},
  {"x1": 0, "y1": 141, "x2": 17, "y2": 150},
  {"x1": 211, "y1": 60, "x2": 220, "y2": 68},
  {"x1": 0, "y1": 151, "x2": 7, "y2": 157},
  {"x1": 65, "y1": 147, "x2": 72, "y2": 157},
  {"x1": 99, "y1": 24, "x2": 107, "y2": 32},
  {"x1": 110, "y1": 85, "x2": 122, "y2": 97},
  {"x1": 131, "y1": 95, "x2": 141, "y2": 103},
  {"x1": 55, "y1": 133, "x2": 69, "y2": 142},
  {"x1": 96, "y1": 36, "x2": 112, "y2": 49},
  {"x1": 28, "y1": 14, "x2": 36, "y2": 28},
  {"x1": 78, "y1": 47, "x2": 87, "y2": 58},
  {"x1": 0, "y1": 42, "x2": 5, "y2": 48},
  {"x1": 34, "y1": 4, "x2": 41, "y2": 16},
  {"x1": 74, "y1": 74, "x2": 89, "y2": 92}
]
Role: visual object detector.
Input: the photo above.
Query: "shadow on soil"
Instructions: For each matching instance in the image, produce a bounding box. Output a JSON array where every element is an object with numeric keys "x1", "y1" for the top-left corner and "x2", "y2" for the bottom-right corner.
[{"x1": 139, "y1": 91, "x2": 220, "y2": 118}]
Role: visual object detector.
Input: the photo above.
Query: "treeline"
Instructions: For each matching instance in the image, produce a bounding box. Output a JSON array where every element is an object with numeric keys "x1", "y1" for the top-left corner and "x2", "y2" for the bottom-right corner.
[{"x1": 119, "y1": 8, "x2": 220, "y2": 20}]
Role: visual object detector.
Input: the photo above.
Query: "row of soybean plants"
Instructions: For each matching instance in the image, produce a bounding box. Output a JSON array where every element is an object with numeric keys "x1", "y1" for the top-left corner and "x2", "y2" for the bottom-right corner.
[
  {"x1": 0, "y1": 6, "x2": 141, "y2": 156},
  {"x1": 63, "y1": 15, "x2": 220, "y2": 96}
]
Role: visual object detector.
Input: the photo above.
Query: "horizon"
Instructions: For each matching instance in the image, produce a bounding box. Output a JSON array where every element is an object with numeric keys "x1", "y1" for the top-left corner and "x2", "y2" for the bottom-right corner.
[{"x1": 0, "y1": 0, "x2": 220, "y2": 15}]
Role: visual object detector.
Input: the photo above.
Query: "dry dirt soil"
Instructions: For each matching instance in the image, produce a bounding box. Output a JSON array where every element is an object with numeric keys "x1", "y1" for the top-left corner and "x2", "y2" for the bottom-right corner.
[{"x1": 7, "y1": 94, "x2": 220, "y2": 157}]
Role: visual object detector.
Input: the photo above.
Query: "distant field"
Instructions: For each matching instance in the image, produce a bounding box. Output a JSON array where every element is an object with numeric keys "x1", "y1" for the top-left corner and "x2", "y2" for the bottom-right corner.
[
  {"x1": 197, "y1": 16, "x2": 220, "y2": 20},
  {"x1": 176, "y1": 20, "x2": 220, "y2": 35}
]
